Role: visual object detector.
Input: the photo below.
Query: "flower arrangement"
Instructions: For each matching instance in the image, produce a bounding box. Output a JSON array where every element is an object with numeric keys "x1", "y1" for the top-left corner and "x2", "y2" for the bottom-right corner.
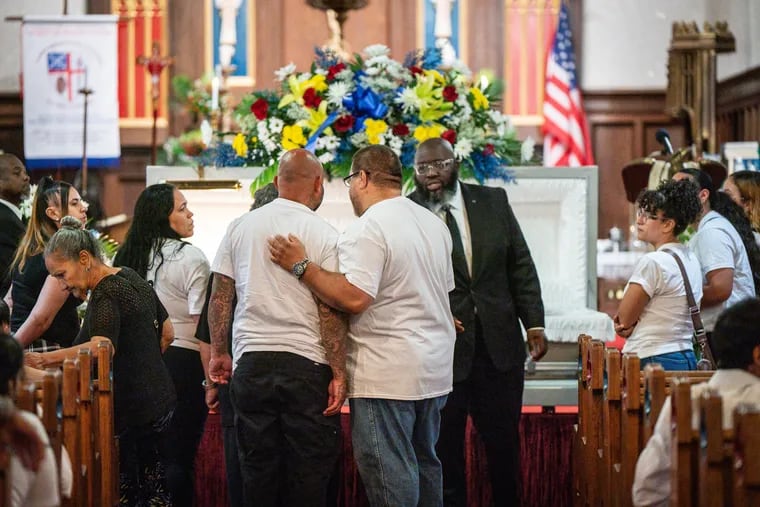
[{"x1": 226, "y1": 45, "x2": 535, "y2": 188}]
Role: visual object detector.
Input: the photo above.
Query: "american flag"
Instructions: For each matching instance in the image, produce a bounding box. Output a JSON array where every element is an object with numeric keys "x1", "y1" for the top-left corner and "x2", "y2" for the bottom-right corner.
[{"x1": 542, "y1": 3, "x2": 594, "y2": 166}]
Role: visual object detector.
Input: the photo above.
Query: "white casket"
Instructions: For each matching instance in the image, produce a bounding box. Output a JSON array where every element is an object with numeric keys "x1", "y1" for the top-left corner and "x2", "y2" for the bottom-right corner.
[{"x1": 147, "y1": 165, "x2": 613, "y2": 405}]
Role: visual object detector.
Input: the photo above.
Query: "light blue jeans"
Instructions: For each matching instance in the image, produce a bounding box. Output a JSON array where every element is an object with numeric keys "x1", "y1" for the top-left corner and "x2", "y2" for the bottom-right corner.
[
  {"x1": 350, "y1": 396, "x2": 448, "y2": 507},
  {"x1": 640, "y1": 350, "x2": 697, "y2": 371}
]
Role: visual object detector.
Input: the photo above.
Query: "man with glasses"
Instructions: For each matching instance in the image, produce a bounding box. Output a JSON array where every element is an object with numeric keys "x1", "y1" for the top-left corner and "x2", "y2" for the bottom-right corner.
[
  {"x1": 268, "y1": 145, "x2": 456, "y2": 506},
  {"x1": 408, "y1": 137, "x2": 548, "y2": 506}
]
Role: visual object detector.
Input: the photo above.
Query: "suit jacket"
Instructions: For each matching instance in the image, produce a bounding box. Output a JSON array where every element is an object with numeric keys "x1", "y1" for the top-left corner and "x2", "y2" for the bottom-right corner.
[
  {"x1": 409, "y1": 182, "x2": 544, "y2": 381},
  {"x1": 0, "y1": 203, "x2": 25, "y2": 296}
]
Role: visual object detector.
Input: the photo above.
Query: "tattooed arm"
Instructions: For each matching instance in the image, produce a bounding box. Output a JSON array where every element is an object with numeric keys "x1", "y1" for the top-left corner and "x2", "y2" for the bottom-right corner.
[
  {"x1": 208, "y1": 273, "x2": 235, "y2": 384},
  {"x1": 316, "y1": 297, "x2": 349, "y2": 416}
]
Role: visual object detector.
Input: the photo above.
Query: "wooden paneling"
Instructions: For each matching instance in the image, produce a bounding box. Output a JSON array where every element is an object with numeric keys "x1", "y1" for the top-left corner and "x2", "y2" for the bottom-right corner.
[
  {"x1": 0, "y1": 93, "x2": 23, "y2": 157},
  {"x1": 717, "y1": 66, "x2": 760, "y2": 144},
  {"x1": 584, "y1": 91, "x2": 686, "y2": 239}
]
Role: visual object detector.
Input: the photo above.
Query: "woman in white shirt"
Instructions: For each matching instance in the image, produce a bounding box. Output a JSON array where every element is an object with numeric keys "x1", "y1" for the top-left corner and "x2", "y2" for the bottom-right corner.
[
  {"x1": 614, "y1": 179, "x2": 703, "y2": 370},
  {"x1": 113, "y1": 183, "x2": 211, "y2": 506}
]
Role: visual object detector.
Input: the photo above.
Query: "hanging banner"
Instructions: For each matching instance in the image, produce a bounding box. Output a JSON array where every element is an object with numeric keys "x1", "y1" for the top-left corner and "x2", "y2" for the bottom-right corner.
[{"x1": 22, "y1": 15, "x2": 120, "y2": 169}]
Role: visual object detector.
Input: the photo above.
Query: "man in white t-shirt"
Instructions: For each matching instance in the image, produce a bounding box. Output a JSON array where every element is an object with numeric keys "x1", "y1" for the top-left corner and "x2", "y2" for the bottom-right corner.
[
  {"x1": 269, "y1": 145, "x2": 456, "y2": 506},
  {"x1": 673, "y1": 169, "x2": 755, "y2": 332},
  {"x1": 208, "y1": 149, "x2": 348, "y2": 507}
]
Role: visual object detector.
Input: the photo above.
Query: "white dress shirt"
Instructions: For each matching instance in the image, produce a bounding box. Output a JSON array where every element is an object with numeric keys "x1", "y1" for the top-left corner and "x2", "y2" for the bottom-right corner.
[{"x1": 431, "y1": 182, "x2": 472, "y2": 276}]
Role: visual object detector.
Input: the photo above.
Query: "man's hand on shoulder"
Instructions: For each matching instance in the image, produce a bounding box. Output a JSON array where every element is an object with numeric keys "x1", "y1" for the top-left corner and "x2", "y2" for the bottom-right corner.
[
  {"x1": 268, "y1": 234, "x2": 307, "y2": 273},
  {"x1": 527, "y1": 328, "x2": 548, "y2": 361}
]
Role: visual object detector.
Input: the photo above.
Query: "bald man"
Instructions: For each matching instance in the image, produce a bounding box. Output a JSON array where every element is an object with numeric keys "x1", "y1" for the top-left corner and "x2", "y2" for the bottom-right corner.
[
  {"x1": 208, "y1": 149, "x2": 347, "y2": 507},
  {"x1": 0, "y1": 154, "x2": 30, "y2": 296}
]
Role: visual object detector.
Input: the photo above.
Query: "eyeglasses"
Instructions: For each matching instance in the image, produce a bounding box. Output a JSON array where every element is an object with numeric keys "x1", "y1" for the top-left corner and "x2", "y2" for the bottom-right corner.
[
  {"x1": 343, "y1": 170, "x2": 368, "y2": 187},
  {"x1": 414, "y1": 158, "x2": 455, "y2": 176},
  {"x1": 636, "y1": 209, "x2": 667, "y2": 221}
]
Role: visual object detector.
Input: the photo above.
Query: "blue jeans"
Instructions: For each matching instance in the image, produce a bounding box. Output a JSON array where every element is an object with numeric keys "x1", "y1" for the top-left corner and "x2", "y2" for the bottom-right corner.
[
  {"x1": 350, "y1": 396, "x2": 448, "y2": 507},
  {"x1": 640, "y1": 350, "x2": 697, "y2": 371}
]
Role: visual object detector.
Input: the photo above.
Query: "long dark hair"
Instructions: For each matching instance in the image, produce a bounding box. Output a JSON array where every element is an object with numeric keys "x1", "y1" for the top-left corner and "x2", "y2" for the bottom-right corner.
[
  {"x1": 12, "y1": 176, "x2": 73, "y2": 272},
  {"x1": 0, "y1": 332, "x2": 23, "y2": 395},
  {"x1": 712, "y1": 192, "x2": 760, "y2": 297},
  {"x1": 113, "y1": 183, "x2": 184, "y2": 278}
]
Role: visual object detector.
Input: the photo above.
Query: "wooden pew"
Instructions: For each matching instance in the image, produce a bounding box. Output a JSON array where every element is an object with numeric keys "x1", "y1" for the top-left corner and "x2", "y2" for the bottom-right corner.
[
  {"x1": 578, "y1": 344, "x2": 713, "y2": 507},
  {"x1": 698, "y1": 389, "x2": 733, "y2": 507},
  {"x1": 573, "y1": 334, "x2": 592, "y2": 507},
  {"x1": 603, "y1": 348, "x2": 622, "y2": 507},
  {"x1": 670, "y1": 378, "x2": 699, "y2": 507},
  {"x1": 11, "y1": 342, "x2": 118, "y2": 507},
  {"x1": 733, "y1": 404, "x2": 760, "y2": 507}
]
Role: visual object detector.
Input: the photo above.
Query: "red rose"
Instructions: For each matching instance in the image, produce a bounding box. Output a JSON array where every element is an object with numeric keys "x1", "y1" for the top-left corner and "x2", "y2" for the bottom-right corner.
[
  {"x1": 442, "y1": 85, "x2": 458, "y2": 102},
  {"x1": 333, "y1": 115, "x2": 355, "y2": 133},
  {"x1": 327, "y1": 62, "x2": 347, "y2": 81},
  {"x1": 303, "y1": 88, "x2": 322, "y2": 109},
  {"x1": 441, "y1": 129, "x2": 457, "y2": 145},
  {"x1": 392, "y1": 123, "x2": 410, "y2": 136},
  {"x1": 483, "y1": 143, "x2": 495, "y2": 156},
  {"x1": 409, "y1": 66, "x2": 424, "y2": 77},
  {"x1": 250, "y1": 98, "x2": 269, "y2": 120}
]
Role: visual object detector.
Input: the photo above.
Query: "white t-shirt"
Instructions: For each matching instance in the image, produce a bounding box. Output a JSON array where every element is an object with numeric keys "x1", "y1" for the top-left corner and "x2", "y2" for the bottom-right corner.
[
  {"x1": 10, "y1": 410, "x2": 65, "y2": 507},
  {"x1": 212, "y1": 198, "x2": 339, "y2": 369},
  {"x1": 147, "y1": 239, "x2": 210, "y2": 352},
  {"x1": 622, "y1": 243, "x2": 702, "y2": 359},
  {"x1": 339, "y1": 196, "x2": 456, "y2": 400},
  {"x1": 689, "y1": 211, "x2": 756, "y2": 331}
]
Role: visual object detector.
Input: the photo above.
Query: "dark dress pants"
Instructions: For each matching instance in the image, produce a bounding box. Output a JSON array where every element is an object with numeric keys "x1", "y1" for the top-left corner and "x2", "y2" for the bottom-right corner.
[
  {"x1": 218, "y1": 383, "x2": 244, "y2": 507},
  {"x1": 231, "y1": 351, "x2": 340, "y2": 507},
  {"x1": 161, "y1": 346, "x2": 208, "y2": 506},
  {"x1": 437, "y1": 323, "x2": 525, "y2": 507}
]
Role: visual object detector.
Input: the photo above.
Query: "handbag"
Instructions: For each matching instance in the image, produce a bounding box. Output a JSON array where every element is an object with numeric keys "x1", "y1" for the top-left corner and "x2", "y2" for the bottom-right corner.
[{"x1": 664, "y1": 249, "x2": 716, "y2": 370}]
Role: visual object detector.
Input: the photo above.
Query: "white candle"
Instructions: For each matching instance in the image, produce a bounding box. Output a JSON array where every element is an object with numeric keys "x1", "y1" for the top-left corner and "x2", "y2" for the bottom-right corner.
[{"x1": 211, "y1": 75, "x2": 220, "y2": 111}]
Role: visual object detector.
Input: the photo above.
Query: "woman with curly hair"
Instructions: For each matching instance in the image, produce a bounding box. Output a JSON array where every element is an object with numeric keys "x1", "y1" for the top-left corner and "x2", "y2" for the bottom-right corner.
[
  {"x1": 614, "y1": 179, "x2": 703, "y2": 370},
  {"x1": 10, "y1": 176, "x2": 88, "y2": 351},
  {"x1": 113, "y1": 183, "x2": 211, "y2": 506}
]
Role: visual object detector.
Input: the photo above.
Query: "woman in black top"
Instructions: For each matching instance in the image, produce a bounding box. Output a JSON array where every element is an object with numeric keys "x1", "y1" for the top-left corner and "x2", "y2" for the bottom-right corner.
[
  {"x1": 11, "y1": 177, "x2": 88, "y2": 350},
  {"x1": 29, "y1": 216, "x2": 177, "y2": 506}
]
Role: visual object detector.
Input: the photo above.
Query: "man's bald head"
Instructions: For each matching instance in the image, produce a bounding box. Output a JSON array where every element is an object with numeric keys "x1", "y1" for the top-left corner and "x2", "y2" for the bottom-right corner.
[
  {"x1": 0, "y1": 153, "x2": 30, "y2": 205},
  {"x1": 274, "y1": 149, "x2": 325, "y2": 211},
  {"x1": 415, "y1": 138, "x2": 455, "y2": 164}
]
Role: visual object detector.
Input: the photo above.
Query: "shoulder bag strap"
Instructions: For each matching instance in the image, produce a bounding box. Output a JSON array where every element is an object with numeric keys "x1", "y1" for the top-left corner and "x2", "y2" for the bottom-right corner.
[{"x1": 664, "y1": 249, "x2": 716, "y2": 369}]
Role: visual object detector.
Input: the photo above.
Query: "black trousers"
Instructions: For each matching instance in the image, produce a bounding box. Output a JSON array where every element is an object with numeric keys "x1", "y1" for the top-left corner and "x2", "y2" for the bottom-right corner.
[
  {"x1": 437, "y1": 324, "x2": 525, "y2": 507},
  {"x1": 161, "y1": 346, "x2": 208, "y2": 507},
  {"x1": 231, "y1": 351, "x2": 340, "y2": 507},
  {"x1": 219, "y1": 383, "x2": 244, "y2": 507}
]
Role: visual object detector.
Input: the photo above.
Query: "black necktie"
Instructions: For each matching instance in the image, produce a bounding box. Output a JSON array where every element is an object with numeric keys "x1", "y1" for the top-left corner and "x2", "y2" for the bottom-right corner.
[{"x1": 442, "y1": 204, "x2": 468, "y2": 278}]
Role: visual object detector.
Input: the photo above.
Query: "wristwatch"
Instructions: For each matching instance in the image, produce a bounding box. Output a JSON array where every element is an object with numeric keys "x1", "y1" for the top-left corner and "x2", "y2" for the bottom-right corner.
[{"x1": 292, "y1": 258, "x2": 311, "y2": 280}]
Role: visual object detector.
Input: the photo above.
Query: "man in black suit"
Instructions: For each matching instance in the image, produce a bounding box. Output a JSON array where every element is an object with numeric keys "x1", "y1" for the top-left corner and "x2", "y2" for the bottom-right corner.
[
  {"x1": 408, "y1": 138, "x2": 548, "y2": 506},
  {"x1": 0, "y1": 153, "x2": 30, "y2": 297}
]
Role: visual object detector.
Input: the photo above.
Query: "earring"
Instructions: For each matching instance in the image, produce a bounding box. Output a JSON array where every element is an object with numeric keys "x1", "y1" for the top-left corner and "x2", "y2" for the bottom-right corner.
[{"x1": 86, "y1": 264, "x2": 91, "y2": 272}]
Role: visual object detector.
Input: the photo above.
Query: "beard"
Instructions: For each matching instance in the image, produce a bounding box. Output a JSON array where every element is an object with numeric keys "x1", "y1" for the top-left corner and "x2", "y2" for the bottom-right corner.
[{"x1": 413, "y1": 168, "x2": 459, "y2": 206}]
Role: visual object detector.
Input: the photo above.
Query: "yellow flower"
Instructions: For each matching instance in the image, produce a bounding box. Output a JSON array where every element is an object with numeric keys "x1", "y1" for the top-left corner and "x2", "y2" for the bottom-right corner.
[
  {"x1": 413, "y1": 72, "x2": 452, "y2": 122},
  {"x1": 364, "y1": 119, "x2": 388, "y2": 145},
  {"x1": 413, "y1": 124, "x2": 445, "y2": 143},
  {"x1": 281, "y1": 125, "x2": 307, "y2": 150},
  {"x1": 470, "y1": 87, "x2": 489, "y2": 110},
  {"x1": 232, "y1": 133, "x2": 248, "y2": 157},
  {"x1": 278, "y1": 74, "x2": 328, "y2": 108},
  {"x1": 423, "y1": 69, "x2": 445, "y2": 85},
  {"x1": 299, "y1": 100, "x2": 330, "y2": 135}
]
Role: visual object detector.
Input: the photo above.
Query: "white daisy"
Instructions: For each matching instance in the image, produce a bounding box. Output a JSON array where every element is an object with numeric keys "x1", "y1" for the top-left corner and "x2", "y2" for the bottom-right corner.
[
  {"x1": 318, "y1": 152, "x2": 335, "y2": 164},
  {"x1": 453, "y1": 138, "x2": 473, "y2": 159},
  {"x1": 396, "y1": 88, "x2": 422, "y2": 114},
  {"x1": 363, "y1": 44, "x2": 390, "y2": 58},
  {"x1": 327, "y1": 82, "x2": 351, "y2": 108},
  {"x1": 274, "y1": 63, "x2": 296, "y2": 82}
]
